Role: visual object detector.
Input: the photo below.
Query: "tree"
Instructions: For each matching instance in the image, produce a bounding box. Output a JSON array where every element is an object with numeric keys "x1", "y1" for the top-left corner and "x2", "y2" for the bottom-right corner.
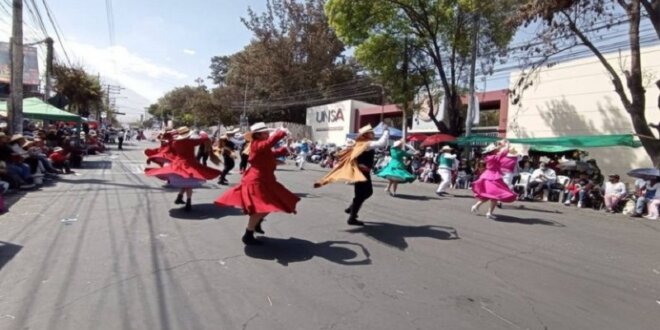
[
  {"x1": 52, "y1": 63, "x2": 104, "y2": 117},
  {"x1": 147, "y1": 85, "x2": 225, "y2": 128},
  {"x1": 209, "y1": 56, "x2": 231, "y2": 86},
  {"x1": 326, "y1": 0, "x2": 518, "y2": 135},
  {"x1": 207, "y1": 0, "x2": 365, "y2": 124},
  {"x1": 511, "y1": 0, "x2": 660, "y2": 165}
]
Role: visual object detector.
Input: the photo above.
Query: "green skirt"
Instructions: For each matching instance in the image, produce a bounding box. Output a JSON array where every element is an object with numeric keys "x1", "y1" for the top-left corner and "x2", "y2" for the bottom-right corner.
[{"x1": 377, "y1": 163, "x2": 416, "y2": 183}]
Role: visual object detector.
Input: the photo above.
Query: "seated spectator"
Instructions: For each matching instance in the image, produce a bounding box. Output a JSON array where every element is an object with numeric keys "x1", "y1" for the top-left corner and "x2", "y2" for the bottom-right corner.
[
  {"x1": 512, "y1": 160, "x2": 532, "y2": 185},
  {"x1": 419, "y1": 160, "x2": 435, "y2": 183},
  {"x1": 563, "y1": 177, "x2": 580, "y2": 205},
  {"x1": 642, "y1": 177, "x2": 660, "y2": 220},
  {"x1": 632, "y1": 178, "x2": 657, "y2": 217},
  {"x1": 569, "y1": 172, "x2": 593, "y2": 208},
  {"x1": 456, "y1": 159, "x2": 473, "y2": 189},
  {"x1": 410, "y1": 153, "x2": 422, "y2": 175},
  {"x1": 86, "y1": 130, "x2": 105, "y2": 154},
  {"x1": 589, "y1": 166, "x2": 605, "y2": 187},
  {"x1": 1, "y1": 134, "x2": 34, "y2": 189},
  {"x1": 473, "y1": 160, "x2": 486, "y2": 179},
  {"x1": 423, "y1": 147, "x2": 434, "y2": 160},
  {"x1": 49, "y1": 147, "x2": 73, "y2": 174},
  {"x1": 603, "y1": 174, "x2": 627, "y2": 213},
  {"x1": 526, "y1": 162, "x2": 557, "y2": 201}
]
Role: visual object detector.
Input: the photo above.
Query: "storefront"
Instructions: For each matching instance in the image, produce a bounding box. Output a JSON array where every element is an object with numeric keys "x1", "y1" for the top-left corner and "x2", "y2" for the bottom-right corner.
[{"x1": 306, "y1": 100, "x2": 376, "y2": 145}]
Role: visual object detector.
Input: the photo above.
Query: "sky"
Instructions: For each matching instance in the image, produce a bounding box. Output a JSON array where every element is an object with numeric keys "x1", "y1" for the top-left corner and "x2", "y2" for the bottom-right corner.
[
  {"x1": 0, "y1": 1, "x2": 657, "y2": 124},
  {"x1": 0, "y1": 0, "x2": 267, "y2": 123}
]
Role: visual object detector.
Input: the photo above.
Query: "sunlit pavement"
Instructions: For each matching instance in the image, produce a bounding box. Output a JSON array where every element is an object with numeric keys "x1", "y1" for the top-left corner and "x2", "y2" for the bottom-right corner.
[{"x1": 0, "y1": 141, "x2": 659, "y2": 330}]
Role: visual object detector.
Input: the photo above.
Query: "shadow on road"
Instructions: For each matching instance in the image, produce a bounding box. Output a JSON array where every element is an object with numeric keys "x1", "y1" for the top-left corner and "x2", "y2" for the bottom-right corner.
[
  {"x1": 244, "y1": 237, "x2": 371, "y2": 266},
  {"x1": 393, "y1": 194, "x2": 440, "y2": 201},
  {"x1": 514, "y1": 205, "x2": 562, "y2": 214},
  {"x1": 346, "y1": 222, "x2": 459, "y2": 250},
  {"x1": 295, "y1": 192, "x2": 321, "y2": 198},
  {"x1": 169, "y1": 203, "x2": 243, "y2": 220},
  {"x1": 81, "y1": 159, "x2": 113, "y2": 169},
  {"x1": 446, "y1": 194, "x2": 475, "y2": 199},
  {"x1": 58, "y1": 178, "x2": 162, "y2": 191},
  {"x1": 492, "y1": 215, "x2": 565, "y2": 227},
  {"x1": 0, "y1": 241, "x2": 23, "y2": 271}
]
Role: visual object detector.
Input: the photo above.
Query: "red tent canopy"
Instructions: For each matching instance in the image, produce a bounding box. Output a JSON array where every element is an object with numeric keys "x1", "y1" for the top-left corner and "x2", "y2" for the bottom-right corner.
[
  {"x1": 420, "y1": 134, "x2": 456, "y2": 147},
  {"x1": 407, "y1": 133, "x2": 427, "y2": 142}
]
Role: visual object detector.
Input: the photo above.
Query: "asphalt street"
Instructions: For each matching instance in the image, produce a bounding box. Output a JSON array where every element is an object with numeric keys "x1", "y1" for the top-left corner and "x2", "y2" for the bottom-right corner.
[{"x1": 0, "y1": 141, "x2": 659, "y2": 330}]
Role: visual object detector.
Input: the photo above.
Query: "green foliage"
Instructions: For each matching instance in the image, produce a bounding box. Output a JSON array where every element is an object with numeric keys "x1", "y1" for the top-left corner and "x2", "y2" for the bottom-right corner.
[
  {"x1": 147, "y1": 85, "x2": 235, "y2": 128},
  {"x1": 52, "y1": 63, "x2": 104, "y2": 117},
  {"x1": 326, "y1": 0, "x2": 518, "y2": 135},
  {"x1": 204, "y1": 0, "x2": 363, "y2": 123}
]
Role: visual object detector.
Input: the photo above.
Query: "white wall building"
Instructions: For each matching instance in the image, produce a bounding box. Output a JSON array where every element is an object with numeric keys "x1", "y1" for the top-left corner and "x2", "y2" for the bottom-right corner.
[
  {"x1": 507, "y1": 44, "x2": 660, "y2": 177},
  {"x1": 306, "y1": 100, "x2": 376, "y2": 145}
]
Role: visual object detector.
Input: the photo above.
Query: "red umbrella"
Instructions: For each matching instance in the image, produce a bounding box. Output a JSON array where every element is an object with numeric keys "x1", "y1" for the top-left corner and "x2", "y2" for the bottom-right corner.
[
  {"x1": 407, "y1": 133, "x2": 427, "y2": 143},
  {"x1": 420, "y1": 134, "x2": 456, "y2": 147}
]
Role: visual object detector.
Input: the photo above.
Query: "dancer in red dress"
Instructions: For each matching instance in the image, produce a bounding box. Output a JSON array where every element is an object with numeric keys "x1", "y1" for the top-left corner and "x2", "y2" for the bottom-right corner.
[
  {"x1": 145, "y1": 126, "x2": 221, "y2": 211},
  {"x1": 215, "y1": 122, "x2": 300, "y2": 245},
  {"x1": 144, "y1": 129, "x2": 178, "y2": 167}
]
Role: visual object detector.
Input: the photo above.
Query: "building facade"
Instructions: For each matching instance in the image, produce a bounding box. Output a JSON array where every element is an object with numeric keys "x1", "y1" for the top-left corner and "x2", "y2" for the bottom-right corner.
[
  {"x1": 507, "y1": 45, "x2": 660, "y2": 176},
  {"x1": 306, "y1": 100, "x2": 376, "y2": 145}
]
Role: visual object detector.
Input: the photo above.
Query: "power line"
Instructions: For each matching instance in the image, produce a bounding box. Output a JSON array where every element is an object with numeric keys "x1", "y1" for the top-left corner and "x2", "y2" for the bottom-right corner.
[
  {"x1": 26, "y1": 0, "x2": 48, "y2": 38},
  {"x1": 40, "y1": 0, "x2": 71, "y2": 65},
  {"x1": 105, "y1": 0, "x2": 116, "y2": 45}
]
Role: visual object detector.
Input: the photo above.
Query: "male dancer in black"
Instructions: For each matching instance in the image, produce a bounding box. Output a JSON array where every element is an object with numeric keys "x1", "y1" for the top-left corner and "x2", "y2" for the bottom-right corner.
[
  {"x1": 314, "y1": 124, "x2": 389, "y2": 225},
  {"x1": 218, "y1": 129, "x2": 239, "y2": 185}
]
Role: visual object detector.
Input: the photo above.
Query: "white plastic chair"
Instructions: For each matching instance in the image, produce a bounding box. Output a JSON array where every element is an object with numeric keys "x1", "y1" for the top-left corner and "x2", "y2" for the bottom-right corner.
[{"x1": 515, "y1": 172, "x2": 532, "y2": 197}]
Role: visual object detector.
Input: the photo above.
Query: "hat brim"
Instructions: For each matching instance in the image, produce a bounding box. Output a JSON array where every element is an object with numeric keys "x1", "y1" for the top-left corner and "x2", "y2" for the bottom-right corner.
[
  {"x1": 174, "y1": 132, "x2": 192, "y2": 140},
  {"x1": 357, "y1": 129, "x2": 374, "y2": 138},
  {"x1": 251, "y1": 128, "x2": 275, "y2": 134}
]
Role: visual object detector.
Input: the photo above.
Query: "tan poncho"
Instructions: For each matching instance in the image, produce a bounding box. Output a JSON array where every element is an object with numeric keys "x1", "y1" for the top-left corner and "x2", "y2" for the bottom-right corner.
[{"x1": 314, "y1": 139, "x2": 371, "y2": 188}]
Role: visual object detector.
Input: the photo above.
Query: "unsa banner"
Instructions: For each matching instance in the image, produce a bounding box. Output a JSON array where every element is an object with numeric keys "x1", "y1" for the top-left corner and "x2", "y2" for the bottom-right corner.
[{"x1": 0, "y1": 42, "x2": 40, "y2": 86}]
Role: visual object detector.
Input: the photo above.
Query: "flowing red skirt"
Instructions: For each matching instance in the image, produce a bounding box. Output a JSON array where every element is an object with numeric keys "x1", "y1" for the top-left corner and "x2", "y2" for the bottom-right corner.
[
  {"x1": 145, "y1": 158, "x2": 221, "y2": 181},
  {"x1": 472, "y1": 177, "x2": 517, "y2": 203},
  {"x1": 144, "y1": 147, "x2": 175, "y2": 167},
  {"x1": 215, "y1": 179, "x2": 300, "y2": 215}
]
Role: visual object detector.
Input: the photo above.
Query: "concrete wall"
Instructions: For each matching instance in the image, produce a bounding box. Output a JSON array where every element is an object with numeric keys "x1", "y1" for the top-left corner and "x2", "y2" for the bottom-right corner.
[
  {"x1": 306, "y1": 100, "x2": 376, "y2": 145},
  {"x1": 265, "y1": 122, "x2": 311, "y2": 140},
  {"x1": 507, "y1": 45, "x2": 660, "y2": 178}
]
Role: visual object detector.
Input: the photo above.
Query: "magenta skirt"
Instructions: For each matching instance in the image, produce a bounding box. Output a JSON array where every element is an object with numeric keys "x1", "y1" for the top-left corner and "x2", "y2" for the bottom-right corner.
[{"x1": 472, "y1": 177, "x2": 517, "y2": 203}]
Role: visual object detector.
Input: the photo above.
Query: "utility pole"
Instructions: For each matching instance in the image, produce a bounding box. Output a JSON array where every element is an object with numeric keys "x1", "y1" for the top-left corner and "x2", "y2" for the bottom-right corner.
[
  {"x1": 241, "y1": 83, "x2": 248, "y2": 130},
  {"x1": 402, "y1": 35, "x2": 409, "y2": 142},
  {"x1": 8, "y1": 0, "x2": 24, "y2": 135},
  {"x1": 104, "y1": 84, "x2": 122, "y2": 125},
  {"x1": 466, "y1": 13, "x2": 480, "y2": 137},
  {"x1": 44, "y1": 37, "x2": 54, "y2": 99},
  {"x1": 194, "y1": 77, "x2": 204, "y2": 129}
]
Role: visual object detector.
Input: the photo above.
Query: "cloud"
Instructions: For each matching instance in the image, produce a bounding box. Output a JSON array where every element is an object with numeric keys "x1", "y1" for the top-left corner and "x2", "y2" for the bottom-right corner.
[
  {"x1": 65, "y1": 41, "x2": 188, "y2": 102},
  {"x1": 183, "y1": 49, "x2": 196, "y2": 55}
]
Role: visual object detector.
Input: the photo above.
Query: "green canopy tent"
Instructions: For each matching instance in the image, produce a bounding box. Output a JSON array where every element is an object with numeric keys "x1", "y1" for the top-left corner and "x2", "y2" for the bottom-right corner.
[
  {"x1": 528, "y1": 145, "x2": 582, "y2": 157},
  {"x1": 0, "y1": 97, "x2": 81, "y2": 123},
  {"x1": 455, "y1": 134, "x2": 642, "y2": 149}
]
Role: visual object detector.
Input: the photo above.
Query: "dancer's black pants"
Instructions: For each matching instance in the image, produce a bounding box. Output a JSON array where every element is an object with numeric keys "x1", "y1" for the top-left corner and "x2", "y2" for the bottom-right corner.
[
  {"x1": 220, "y1": 156, "x2": 235, "y2": 181},
  {"x1": 196, "y1": 149, "x2": 208, "y2": 166},
  {"x1": 239, "y1": 154, "x2": 249, "y2": 171},
  {"x1": 348, "y1": 171, "x2": 373, "y2": 218}
]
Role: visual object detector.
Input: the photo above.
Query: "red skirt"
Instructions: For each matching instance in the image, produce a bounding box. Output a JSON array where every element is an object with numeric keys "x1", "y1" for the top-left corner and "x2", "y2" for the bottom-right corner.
[
  {"x1": 145, "y1": 158, "x2": 221, "y2": 182},
  {"x1": 215, "y1": 179, "x2": 300, "y2": 215},
  {"x1": 145, "y1": 147, "x2": 175, "y2": 167}
]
